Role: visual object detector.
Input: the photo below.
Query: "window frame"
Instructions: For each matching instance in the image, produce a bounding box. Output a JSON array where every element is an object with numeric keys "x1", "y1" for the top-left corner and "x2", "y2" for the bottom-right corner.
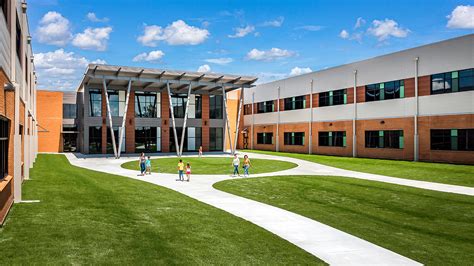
[
  {"x1": 431, "y1": 68, "x2": 474, "y2": 95},
  {"x1": 135, "y1": 91, "x2": 158, "y2": 118},
  {"x1": 284, "y1": 132, "x2": 305, "y2": 146},
  {"x1": 284, "y1": 95, "x2": 306, "y2": 111},
  {"x1": 257, "y1": 132, "x2": 273, "y2": 145},
  {"x1": 365, "y1": 130, "x2": 404, "y2": 149},
  {"x1": 431, "y1": 129, "x2": 474, "y2": 151},
  {"x1": 88, "y1": 126, "x2": 102, "y2": 154},
  {"x1": 89, "y1": 89, "x2": 102, "y2": 117},
  {"x1": 318, "y1": 131, "x2": 346, "y2": 147},
  {"x1": 319, "y1": 89, "x2": 347, "y2": 107},
  {"x1": 365, "y1": 80, "x2": 404, "y2": 102},
  {"x1": 0, "y1": 116, "x2": 9, "y2": 179},
  {"x1": 209, "y1": 95, "x2": 223, "y2": 119}
]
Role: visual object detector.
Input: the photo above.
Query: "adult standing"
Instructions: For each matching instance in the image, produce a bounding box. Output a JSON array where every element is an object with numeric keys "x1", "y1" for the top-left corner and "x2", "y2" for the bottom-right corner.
[
  {"x1": 139, "y1": 152, "x2": 146, "y2": 176},
  {"x1": 199, "y1": 146, "x2": 203, "y2": 158},
  {"x1": 243, "y1": 155, "x2": 251, "y2": 177},
  {"x1": 232, "y1": 154, "x2": 240, "y2": 177}
]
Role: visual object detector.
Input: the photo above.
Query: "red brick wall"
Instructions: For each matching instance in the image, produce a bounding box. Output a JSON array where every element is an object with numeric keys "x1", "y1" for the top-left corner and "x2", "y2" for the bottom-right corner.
[
  {"x1": 312, "y1": 93, "x2": 319, "y2": 108},
  {"x1": 346, "y1": 88, "x2": 355, "y2": 104},
  {"x1": 312, "y1": 120, "x2": 353, "y2": 157},
  {"x1": 161, "y1": 92, "x2": 170, "y2": 153},
  {"x1": 418, "y1": 114, "x2": 474, "y2": 164},
  {"x1": 404, "y1": 78, "x2": 415, "y2": 98},
  {"x1": 356, "y1": 86, "x2": 365, "y2": 103},
  {"x1": 279, "y1": 123, "x2": 310, "y2": 153},
  {"x1": 37, "y1": 91, "x2": 63, "y2": 152},
  {"x1": 252, "y1": 124, "x2": 276, "y2": 151},
  {"x1": 101, "y1": 90, "x2": 107, "y2": 154},
  {"x1": 418, "y1": 75, "x2": 431, "y2": 96}
]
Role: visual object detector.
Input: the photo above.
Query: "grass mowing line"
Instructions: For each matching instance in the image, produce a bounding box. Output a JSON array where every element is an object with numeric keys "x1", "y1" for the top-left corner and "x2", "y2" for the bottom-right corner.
[
  {"x1": 214, "y1": 175, "x2": 474, "y2": 265},
  {"x1": 0, "y1": 154, "x2": 322, "y2": 265},
  {"x1": 242, "y1": 149, "x2": 474, "y2": 187},
  {"x1": 121, "y1": 156, "x2": 298, "y2": 175}
]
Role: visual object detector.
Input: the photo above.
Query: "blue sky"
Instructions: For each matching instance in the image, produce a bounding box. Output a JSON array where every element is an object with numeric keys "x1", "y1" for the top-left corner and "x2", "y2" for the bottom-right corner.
[{"x1": 29, "y1": 0, "x2": 474, "y2": 90}]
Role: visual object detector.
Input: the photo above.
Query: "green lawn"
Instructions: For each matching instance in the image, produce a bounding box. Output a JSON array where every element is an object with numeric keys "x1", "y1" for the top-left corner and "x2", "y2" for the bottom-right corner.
[
  {"x1": 121, "y1": 156, "x2": 297, "y2": 175},
  {"x1": 0, "y1": 155, "x2": 321, "y2": 264},
  {"x1": 214, "y1": 175, "x2": 474, "y2": 265},
  {"x1": 242, "y1": 150, "x2": 474, "y2": 187}
]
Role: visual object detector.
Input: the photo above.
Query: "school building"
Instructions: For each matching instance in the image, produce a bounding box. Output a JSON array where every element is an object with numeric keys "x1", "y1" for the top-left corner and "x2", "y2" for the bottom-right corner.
[
  {"x1": 0, "y1": 0, "x2": 38, "y2": 225},
  {"x1": 241, "y1": 34, "x2": 474, "y2": 164}
]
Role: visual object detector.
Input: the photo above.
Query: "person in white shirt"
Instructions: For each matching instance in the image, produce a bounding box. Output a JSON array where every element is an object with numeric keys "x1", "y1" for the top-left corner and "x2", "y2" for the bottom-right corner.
[{"x1": 232, "y1": 154, "x2": 240, "y2": 177}]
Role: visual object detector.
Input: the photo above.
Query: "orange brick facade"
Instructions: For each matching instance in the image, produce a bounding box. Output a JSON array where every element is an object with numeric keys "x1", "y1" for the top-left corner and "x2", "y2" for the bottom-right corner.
[{"x1": 37, "y1": 91, "x2": 63, "y2": 153}]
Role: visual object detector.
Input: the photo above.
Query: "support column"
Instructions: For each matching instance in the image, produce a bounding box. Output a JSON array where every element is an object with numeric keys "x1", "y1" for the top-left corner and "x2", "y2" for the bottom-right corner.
[
  {"x1": 201, "y1": 95, "x2": 210, "y2": 152},
  {"x1": 117, "y1": 80, "x2": 132, "y2": 158},
  {"x1": 167, "y1": 82, "x2": 180, "y2": 156},
  {"x1": 179, "y1": 84, "x2": 193, "y2": 156},
  {"x1": 276, "y1": 87, "x2": 280, "y2": 152},
  {"x1": 414, "y1": 57, "x2": 419, "y2": 161},
  {"x1": 222, "y1": 86, "x2": 233, "y2": 153},
  {"x1": 102, "y1": 79, "x2": 118, "y2": 158},
  {"x1": 232, "y1": 87, "x2": 244, "y2": 154},
  {"x1": 251, "y1": 92, "x2": 255, "y2": 150},
  {"x1": 309, "y1": 79, "x2": 314, "y2": 154},
  {"x1": 352, "y1": 70, "x2": 357, "y2": 158}
]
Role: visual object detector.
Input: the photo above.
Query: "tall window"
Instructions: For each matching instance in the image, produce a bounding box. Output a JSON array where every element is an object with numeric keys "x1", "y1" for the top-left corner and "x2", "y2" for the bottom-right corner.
[
  {"x1": 88, "y1": 126, "x2": 102, "y2": 154},
  {"x1": 0, "y1": 117, "x2": 9, "y2": 179},
  {"x1": 194, "y1": 95, "x2": 202, "y2": 119},
  {"x1": 257, "y1": 132, "x2": 273, "y2": 145},
  {"x1": 365, "y1": 130, "x2": 404, "y2": 149},
  {"x1": 319, "y1": 131, "x2": 346, "y2": 147},
  {"x1": 135, "y1": 127, "x2": 160, "y2": 152},
  {"x1": 108, "y1": 90, "x2": 125, "y2": 117},
  {"x1": 0, "y1": 0, "x2": 8, "y2": 24},
  {"x1": 284, "y1": 132, "x2": 305, "y2": 146},
  {"x1": 209, "y1": 127, "x2": 223, "y2": 151},
  {"x1": 366, "y1": 80, "x2": 404, "y2": 102},
  {"x1": 135, "y1": 91, "x2": 158, "y2": 118},
  {"x1": 170, "y1": 94, "x2": 187, "y2": 118},
  {"x1": 257, "y1": 101, "x2": 274, "y2": 113},
  {"x1": 431, "y1": 129, "x2": 474, "y2": 151},
  {"x1": 89, "y1": 89, "x2": 102, "y2": 117},
  {"x1": 431, "y1": 69, "x2": 474, "y2": 94},
  {"x1": 63, "y1": 104, "x2": 76, "y2": 119},
  {"x1": 210, "y1": 95, "x2": 223, "y2": 119},
  {"x1": 319, "y1": 89, "x2": 347, "y2": 107},
  {"x1": 284, "y1": 96, "x2": 306, "y2": 110},
  {"x1": 16, "y1": 17, "x2": 21, "y2": 61},
  {"x1": 187, "y1": 127, "x2": 202, "y2": 151}
]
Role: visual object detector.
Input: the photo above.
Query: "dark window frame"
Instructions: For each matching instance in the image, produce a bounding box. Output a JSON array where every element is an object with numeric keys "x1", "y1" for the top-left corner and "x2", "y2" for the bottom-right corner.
[
  {"x1": 257, "y1": 100, "x2": 274, "y2": 113},
  {"x1": 318, "y1": 131, "x2": 346, "y2": 147},
  {"x1": 431, "y1": 129, "x2": 474, "y2": 151},
  {"x1": 135, "y1": 91, "x2": 158, "y2": 118},
  {"x1": 365, "y1": 80, "x2": 404, "y2": 102},
  {"x1": 365, "y1": 130, "x2": 404, "y2": 149},
  {"x1": 284, "y1": 96, "x2": 306, "y2": 111},
  {"x1": 135, "y1": 126, "x2": 159, "y2": 152},
  {"x1": 0, "y1": 116, "x2": 9, "y2": 179},
  {"x1": 88, "y1": 126, "x2": 102, "y2": 154},
  {"x1": 209, "y1": 95, "x2": 223, "y2": 119},
  {"x1": 319, "y1": 89, "x2": 347, "y2": 107},
  {"x1": 284, "y1": 132, "x2": 305, "y2": 146},
  {"x1": 89, "y1": 89, "x2": 102, "y2": 117},
  {"x1": 431, "y1": 68, "x2": 474, "y2": 95},
  {"x1": 257, "y1": 132, "x2": 273, "y2": 145},
  {"x1": 63, "y1": 104, "x2": 77, "y2": 119},
  {"x1": 209, "y1": 127, "x2": 224, "y2": 151}
]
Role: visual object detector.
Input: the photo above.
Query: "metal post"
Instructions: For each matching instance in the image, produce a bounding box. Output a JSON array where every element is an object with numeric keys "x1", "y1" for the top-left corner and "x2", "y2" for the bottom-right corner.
[
  {"x1": 167, "y1": 82, "x2": 180, "y2": 156},
  {"x1": 276, "y1": 87, "x2": 280, "y2": 152},
  {"x1": 309, "y1": 79, "x2": 314, "y2": 154},
  {"x1": 117, "y1": 79, "x2": 132, "y2": 158},
  {"x1": 222, "y1": 85, "x2": 233, "y2": 153},
  {"x1": 179, "y1": 84, "x2": 193, "y2": 156},
  {"x1": 414, "y1": 57, "x2": 419, "y2": 161},
  {"x1": 103, "y1": 79, "x2": 118, "y2": 158},
  {"x1": 251, "y1": 92, "x2": 255, "y2": 150},
  {"x1": 352, "y1": 70, "x2": 357, "y2": 158},
  {"x1": 232, "y1": 87, "x2": 244, "y2": 154}
]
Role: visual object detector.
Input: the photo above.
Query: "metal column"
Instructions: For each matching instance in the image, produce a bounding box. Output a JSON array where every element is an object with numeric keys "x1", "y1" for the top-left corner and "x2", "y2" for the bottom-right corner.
[
  {"x1": 222, "y1": 85, "x2": 233, "y2": 154},
  {"x1": 179, "y1": 84, "x2": 193, "y2": 156},
  {"x1": 117, "y1": 79, "x2": 132, "y2": 158},
  {"x1": 232, "y1": 87, "x2": 244, "y2": 154},
  {"x1": 352, "y1": 70, "x2": 357, "y2": 158},
  {"x1": 414, "y1": 57, "x2": 419, "y2": 161},
  {"x1": 309, "y1": 79, "x2": 314, "y2": 154},
  {"x1": 276, "y1": 87, "x2": 280, "y2": 152},
  {"x1": 103, "y1": 79, "x2": 118, "y2": 158},
  {"x1": 251, "y1": 92, "x2": 255, "y2": 150},
  {"x1": 166, "y1": 82, "x2": 180, "y2": 157}
]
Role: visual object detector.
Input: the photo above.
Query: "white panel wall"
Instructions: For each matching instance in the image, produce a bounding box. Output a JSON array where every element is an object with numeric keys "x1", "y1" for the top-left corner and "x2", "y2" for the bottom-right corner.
[
  {"x1": 419, "y1": 91, "x2": 474, "y2": 116},
  {"x1": 279, "y1": 109, "x2": 310, "y2": 124},
  {"x1": 253, "y1": 112, "x2": 278, "y2": 125},
  {"x1": 0, "y1": 11, "x2": 10, "y2": 77},
  {"x1": 313, "y1": 104, "x2": 354, "y2": 122},
  {"x1": 357, "y1": 98, "x2": 415, "y2": 120}
]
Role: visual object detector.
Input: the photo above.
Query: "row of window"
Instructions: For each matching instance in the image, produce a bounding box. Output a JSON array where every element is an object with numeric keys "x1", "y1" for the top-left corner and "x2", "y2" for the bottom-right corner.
[
  {"x1": 254, "y1": 129, "x2": 474, "y2": 151},
  {"x1": 0, "y1": 116, "x2": 9, "y2": 179},
  {"x1": 246, "y1": 68, "x2": 474, "y2": 114},
  {"x1": 89, "y1": 90, "x2": 223, "y2": 119}
]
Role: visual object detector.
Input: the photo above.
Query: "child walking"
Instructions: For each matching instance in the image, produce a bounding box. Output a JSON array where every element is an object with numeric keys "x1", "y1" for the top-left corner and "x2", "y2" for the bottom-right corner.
[
  {"x1": 186, "y1": 162, "x2": 191, "y2": 182},
  {"x1": 177, "y1": 159, "x2": 185, "y2": 181},
  {"x1": 145, "y1": 156, "x2": 152, "y2": 175}
]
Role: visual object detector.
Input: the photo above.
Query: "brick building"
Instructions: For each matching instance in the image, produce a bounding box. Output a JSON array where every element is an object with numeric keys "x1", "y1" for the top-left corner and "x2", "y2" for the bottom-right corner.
[{"x1": 242, "y1": 34, "x2": 474, "y2": 164}]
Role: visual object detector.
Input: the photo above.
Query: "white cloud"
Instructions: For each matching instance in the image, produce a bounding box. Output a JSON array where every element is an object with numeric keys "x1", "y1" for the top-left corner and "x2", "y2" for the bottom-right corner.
[
  {"x1": 367, "y1": 19, "x2": 410, "y2": 41},
  {"x1": 261, "y1": 16, "x2": 284, "y2": 27},
  {"x1": 204, "y1": 57, "x2": 233, "y2": 65},
  {"x1": 137, "y1": 20, "x2": 209, "y2": 46},
  {"x1": 246, "y1": 48, "x2": 296, "y2": 61},
  {"x1": 295, "y1": 25, "x2": 324, "y2": 31},
  {"x1": 339, "y1": 29, "x2": 349, "y2": 39},
  {"x1": 197, "y1": 64, "x2": 211, "y2": 73},
  {"x1": 72, "y1": 27, "x2": 112, "y2": 51},
  {"x1": 447, "y1": 5, "x2": 474, "y2": 29},
  {"x1": 289, "y1": 67, "x2": 312, "y2": 76},
  {"x1": 254, "y1": 72, "x2": 288, "y2": 84},
  {"x1": 354, "y1": 17, "x2": 366, "y2": 29},
  {"x1": 36, "y1": 11, "x2": 72, "y2": 46},
  {"x1": 132, "y1": 50, "x2": 165, "y2": 62},
  {"x1": 228, "y1": 25, "x2": 255, "y2": 38},
  {"x1": 86, "y1": 12, "x2": 109, "y2": 23},
  {"x1": 34, "y1": 49, "x2": 106, "y2": 91}
]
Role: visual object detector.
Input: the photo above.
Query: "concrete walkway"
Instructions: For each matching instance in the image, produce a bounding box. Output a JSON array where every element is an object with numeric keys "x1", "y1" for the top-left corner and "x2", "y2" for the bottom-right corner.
[{"x1": 63, "y1": 152, "x2": 435, "y2": 265}]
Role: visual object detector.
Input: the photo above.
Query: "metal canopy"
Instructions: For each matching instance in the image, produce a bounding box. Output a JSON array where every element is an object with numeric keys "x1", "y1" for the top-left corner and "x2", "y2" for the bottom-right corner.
[{"x1": 78, "y1": 64, "x2": 258, "y2": 94}]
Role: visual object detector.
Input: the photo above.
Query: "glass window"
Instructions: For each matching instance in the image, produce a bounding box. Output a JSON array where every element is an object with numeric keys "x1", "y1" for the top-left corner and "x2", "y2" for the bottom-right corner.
[
  {"x1": 106, "y1": 127, "x2": 125, "y2": 154},
  {"x1": 257, "y1": 101, "x2": 274, "y2": 113},
  {"x1": 209, "y1": 127, "x2": 223, "y2": 151},
  {"x1": 431, "y1": 69, "x2": 474, "y2": 94},
  {"x1": 107, "y1": 90, "x2": 125, "y2": 117},
  {"x1": 88, "y1": 126, "x2": 102, "y2": 154},
  {"x1": 319, "y1": 131, "x2": 346, "y2": 147},
  {"x1": 195, "y1": 95, "x2": 202, "y2": 119},
  {"x1": 16, "y1": 17, "x2": 21, "y2": 60},
  {"x1": 366, "y1": 80, "x2": 404, "y2": 102},
  {"x1": 244, "y1": 104, "x2": 252, "y2": 115},
  {"x1": 284, "y1": 132, "x2": 305, "y2": 145},
  {"x1": 284, "y1": 96, "x2": 306, "y2": 111},
  {"x1": 170, "y1": 94, "x2": 187, "y2": 119},
  {"x1": 89, "y1": 89, "x2": 102, "y2": 117},
  {"x1": 365, "y1": 130, "x2": 404, "y2": 149},
  {"x1": 431, "y1": 129, "x2": 474, "y2": 151},
  {"x1": 0, "y1": 116, "x2": 9, "y2": 179},
  {"x1": 459, "y1": 69, "x2": 474, "y2": 92},
  {"x1": 1, "y1": 0, "x2": 8, "y2": 24},
  {"x1": 319, "y1": 89, "x2": 347, "y2": 107},
  {"x1": 135, "y1": 91, "x2": 158, "y2": 118},
  {"x1": 63, "y1": 104, "x2": 76, "y2": 119},
  {"x1": 257, "y1": 132, "x2": 273, "y2": 144},
  {"x1": 187, "y1": 127, "x2": 202, "y2": 151},
  {"x1": 210, "y1": 95, "x2": 223, "y2": 119},
  {"x1": 135, "y1": 127, "x2": 160, "y2": 152}
]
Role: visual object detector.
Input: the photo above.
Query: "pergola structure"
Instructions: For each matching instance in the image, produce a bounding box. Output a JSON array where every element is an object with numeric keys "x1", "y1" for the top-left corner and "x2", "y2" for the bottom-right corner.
[{"x1": 78, "y1": 64, "x2": 258, "y2": 158}]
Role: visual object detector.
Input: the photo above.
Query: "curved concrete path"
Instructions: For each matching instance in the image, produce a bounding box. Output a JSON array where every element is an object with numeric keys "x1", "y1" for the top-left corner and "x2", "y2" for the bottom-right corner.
[{"x1": 61, "y1": 152, "x2": 443, "y2": 266}]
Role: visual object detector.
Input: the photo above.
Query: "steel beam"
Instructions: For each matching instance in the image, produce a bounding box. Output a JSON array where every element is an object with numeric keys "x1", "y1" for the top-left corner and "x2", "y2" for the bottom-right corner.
[
  {"x1": 167, "y1": 82, "x2": 180, "y2": 156},
  {"x1": 179, "y1": 84, "x2": 193, "y2": 156},
  {"x1": 117, "y1": 79, "x2": 132, "y2": 158},
  {"x1": 352, "y1": 70, "x2": 357, "y2": 158},
  {"x1": 103, "y1": 79, "x2": 118, "y2": 158},
  {"x1": 221, "y1": 85, "x2": 233, "y2": 154}
]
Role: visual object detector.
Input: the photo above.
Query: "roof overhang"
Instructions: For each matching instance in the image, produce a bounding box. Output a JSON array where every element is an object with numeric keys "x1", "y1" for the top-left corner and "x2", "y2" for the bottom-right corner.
[{"x1": 78, "y1": 64, "x2": 258, "y2": 94}]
